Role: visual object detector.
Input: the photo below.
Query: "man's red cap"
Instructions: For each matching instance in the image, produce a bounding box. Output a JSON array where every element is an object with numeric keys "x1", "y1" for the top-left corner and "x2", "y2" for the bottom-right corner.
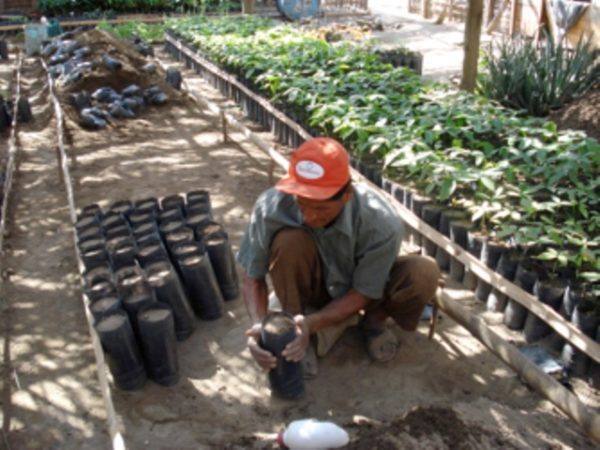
[{"x1": 276, "y1": 137, "x2": 350, "y2": 200}]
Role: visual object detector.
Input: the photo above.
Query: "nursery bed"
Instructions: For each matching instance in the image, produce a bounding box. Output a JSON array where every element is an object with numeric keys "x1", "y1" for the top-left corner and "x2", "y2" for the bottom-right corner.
[{"x1": 0, "y1": 28, "x2": 597, "y2": 449}]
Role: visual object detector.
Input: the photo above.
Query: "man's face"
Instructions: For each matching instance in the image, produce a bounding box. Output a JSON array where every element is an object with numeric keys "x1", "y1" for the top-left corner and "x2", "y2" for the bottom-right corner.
[{"x1": 295, "y1": 189, "x2": 351, "y2": 228}]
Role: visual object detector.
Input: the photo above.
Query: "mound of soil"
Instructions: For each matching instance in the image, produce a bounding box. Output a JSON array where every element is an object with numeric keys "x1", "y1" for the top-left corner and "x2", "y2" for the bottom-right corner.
[
  {"x1": 549, "y1": 88, "x2": 600, "y2": 141},
  {"x1": 50, "y1": 29, "x2": 184, "y2": 129},
  {"x1": 346, "y1": 406, "x2": 515, "y2": 450}
]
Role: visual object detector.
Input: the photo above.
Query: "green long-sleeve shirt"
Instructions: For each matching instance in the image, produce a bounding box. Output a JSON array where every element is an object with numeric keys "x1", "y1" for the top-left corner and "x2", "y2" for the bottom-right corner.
[{"x1": 236, "y1": 183, "x2": 404, "y2": 300}]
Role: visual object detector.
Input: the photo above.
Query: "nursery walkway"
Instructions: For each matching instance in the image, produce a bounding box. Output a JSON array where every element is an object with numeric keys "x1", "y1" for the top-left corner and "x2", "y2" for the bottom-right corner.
[
  {"x1": 1, "y1": 59, "x2": 108, "y2": 449},
  {"x1": 369, "y1": 0, "x2": 493, "y2": 82}
]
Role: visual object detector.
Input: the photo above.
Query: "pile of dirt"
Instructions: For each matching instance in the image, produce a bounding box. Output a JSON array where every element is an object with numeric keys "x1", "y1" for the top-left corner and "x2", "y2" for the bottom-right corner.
[
  {"x1": 345, "y1": 406, "x2": 515, "y2": 450},
  {"x1": 46, "y1": 28, "x2": 184, "y2": 130},
  {"x1": 549, "y1": 88, "x2": 600, "y2": 141}
]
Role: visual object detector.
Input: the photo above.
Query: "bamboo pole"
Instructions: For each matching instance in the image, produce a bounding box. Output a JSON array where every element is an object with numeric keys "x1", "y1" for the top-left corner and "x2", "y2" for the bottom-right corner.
[{"x1": 460, "y1": 0, "x2": 484, "y2": 91}]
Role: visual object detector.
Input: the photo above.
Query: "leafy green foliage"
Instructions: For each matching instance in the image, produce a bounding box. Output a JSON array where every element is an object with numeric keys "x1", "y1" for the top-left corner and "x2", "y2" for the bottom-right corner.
[
  {"x1": 37, "y1": 0, "x2": 240, "y2": 15},
  {"x1": 478, "y1": 35, "x2": 600, "y2": 116},
  {"x1": 98, "y1": 20, "x2": 166, "y2": 42},
  {"x1": 168, "y1": 18, "x2": 599, "y2": 284}
]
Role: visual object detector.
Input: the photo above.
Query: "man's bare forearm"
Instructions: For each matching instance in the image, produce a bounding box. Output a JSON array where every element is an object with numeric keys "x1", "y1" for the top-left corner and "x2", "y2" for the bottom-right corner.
[
  {"x1": 305, "y1": 289, "x2": 368, "y2": 334},
  {"x1": 242, "y1": 271, "x2": 269, "y2": 323}
]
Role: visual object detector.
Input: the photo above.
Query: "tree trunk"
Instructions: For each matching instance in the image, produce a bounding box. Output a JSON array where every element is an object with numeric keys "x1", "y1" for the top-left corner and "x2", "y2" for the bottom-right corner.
[
  {"x1": 242, "y1": 0, "x2": 255, "y2": 14},
  {"x1": 460, "y1": 0, "x2": 484, "y2": 92}
]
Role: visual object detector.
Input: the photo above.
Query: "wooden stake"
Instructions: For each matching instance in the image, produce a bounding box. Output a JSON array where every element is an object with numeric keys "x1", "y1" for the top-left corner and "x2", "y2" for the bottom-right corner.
[
  {"x1": 421, "y1": 0, "x2": 431, "y2": 18},
  {"x1": 460, "y1": 0, "x2": 484, "y2": 92},
  {"x1": 486, "y1": 0, "x2": 510, "y2": 34},
  {"x1": 221, "y1": 111, "x2": 228, "y2": 143},
  {"x1": 509, "y1": 0, "x2": 519, "y2": 36}
]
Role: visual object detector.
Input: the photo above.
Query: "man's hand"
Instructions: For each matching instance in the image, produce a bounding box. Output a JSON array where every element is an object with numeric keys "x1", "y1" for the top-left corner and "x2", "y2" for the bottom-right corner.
[
  {"x1": 245, "y1": 323, "x2": 277, "y2": 371},
  {"x1": 282, "y1": 315, "x2": 310, "y2": 362}
]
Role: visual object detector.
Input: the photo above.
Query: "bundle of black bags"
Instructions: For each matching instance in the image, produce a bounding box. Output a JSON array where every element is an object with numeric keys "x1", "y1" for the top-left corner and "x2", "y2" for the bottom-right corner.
[
  {"x1": 75, "y1": 190, "x2": 239, "y2": 390},
  {"x1": 72, "y1": 83, "x2": 168, "y2": 130}
]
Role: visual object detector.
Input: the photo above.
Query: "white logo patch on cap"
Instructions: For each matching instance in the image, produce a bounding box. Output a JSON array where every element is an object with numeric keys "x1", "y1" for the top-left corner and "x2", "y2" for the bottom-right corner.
[{"x1": 296, "y1": 160, "x2": 324, "y2": 180}]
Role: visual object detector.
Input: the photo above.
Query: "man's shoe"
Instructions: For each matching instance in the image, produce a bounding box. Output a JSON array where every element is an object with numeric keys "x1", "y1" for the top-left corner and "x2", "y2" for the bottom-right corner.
[{"x1": 363, "y1": 327, "x2": 398, "y2": 363}]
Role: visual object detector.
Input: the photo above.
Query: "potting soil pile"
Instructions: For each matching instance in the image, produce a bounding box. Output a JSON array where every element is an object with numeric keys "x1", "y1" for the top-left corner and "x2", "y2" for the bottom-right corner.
[
  {"x1": 345, "y1": 406, "x2": 515, "y2": 450},
  {"x1": 42, "y1": 28, "x2": 183, "y2": 130},
  {"x1": 75, "y1": 190, "x2": 239, "y2": 391}
]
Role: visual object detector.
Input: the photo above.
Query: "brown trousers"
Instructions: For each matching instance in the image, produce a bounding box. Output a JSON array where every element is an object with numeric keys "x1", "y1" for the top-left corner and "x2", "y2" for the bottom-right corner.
[{"x1": 268, "y1": 228, "x2": 440, "y2": 331}]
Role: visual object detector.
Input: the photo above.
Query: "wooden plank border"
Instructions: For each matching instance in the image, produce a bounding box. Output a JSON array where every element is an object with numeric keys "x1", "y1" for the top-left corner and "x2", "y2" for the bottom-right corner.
[{"x1": 0, "y1": 51, "x2": 21, "y2": 255}]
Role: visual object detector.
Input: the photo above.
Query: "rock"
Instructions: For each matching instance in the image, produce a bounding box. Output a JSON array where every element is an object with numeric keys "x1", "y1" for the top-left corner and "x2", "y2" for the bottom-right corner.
[
  {"x1": 149, "y1": 92, "x2": 168, "y2": 105},
  {"x1": 166, "y1": 68, "x2": 182, "y2": 90},
  {"x1": 42, "y1": 42, "x2": 58, "y2": 57},
  {"x1": 75, "y1": 61, "x2": 93, "y2": 72},
  {"x1": 49, "y1": 52, "x2": 69, "y2": 66},
  {"x1": 122, "y1": 84, "x2": 142, "y2": 98},
  {"x1": 87, "y1": 107, "x2": 111, "y2": 121},
  {"x1": 121, "y1": 96, "x2": 145, "y2": 113},
  {"x1": 69, "y1": 91, "x2": 92, "y2": 111},
  {"x1": 109, "y1": 101, "x2": 136, "y2": 119},
  {"x1": 17, "y1": 97, "x2": 32, "y2": 123},
  {"x1": 49, "y1": 66, "x2": 63, "y2": 79},
  {"x1": 144, "y1": 86, "x2": 168, "y2": 106},
  {"x1": 73, "y1": 46, "x2": 91, "y2": 59},
  {"x1": 92, "y1": 87, "x2": 120, "y2": 103},
  {"x1": 80, "y1": 108, "x2": 108, "y2": 130},
  {"x1": 62, "y1": 60, "x2": 77, "y2": 75},
  {"x1": 141, "y1": 63, "x2": 157, "y2": 74},
  {"x1": 102, "y1": 54, "x2": 122, "y2": 72},
  {"x1": 135, "y1": 43, "x2": 154, "y2": 57},
  {"x1": 63, "y1": 69, "x2": 83, "y2": 86},
  {"x1": 59, "y1": 39, "x2": 82, "y2": 55}
]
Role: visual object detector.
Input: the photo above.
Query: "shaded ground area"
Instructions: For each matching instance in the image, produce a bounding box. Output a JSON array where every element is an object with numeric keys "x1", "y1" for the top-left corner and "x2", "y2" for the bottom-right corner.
[
  {"x1": 549, "y1": 88, "x2": 600, "y2": 141},
  {"x1": 1, "y1": 58, "x2": 108, "y2": 449}
]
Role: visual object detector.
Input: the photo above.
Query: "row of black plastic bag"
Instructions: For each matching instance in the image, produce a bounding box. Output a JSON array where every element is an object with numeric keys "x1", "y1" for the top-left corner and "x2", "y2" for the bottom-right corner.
[{"x1": 75, "y1": 190, "x2": 238, "y2": 390}]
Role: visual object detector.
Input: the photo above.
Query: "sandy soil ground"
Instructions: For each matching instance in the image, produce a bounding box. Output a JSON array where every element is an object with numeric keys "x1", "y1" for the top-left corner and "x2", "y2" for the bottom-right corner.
[
  {"x1": 0, "y1": 35, "x2": 597, "y2": 450},
  {"x1": 549, "y1": 88, "x2": 600, "y2": 141},
  {"x1": 1, "y1": 58, "x2": 108, "y2": 449}
]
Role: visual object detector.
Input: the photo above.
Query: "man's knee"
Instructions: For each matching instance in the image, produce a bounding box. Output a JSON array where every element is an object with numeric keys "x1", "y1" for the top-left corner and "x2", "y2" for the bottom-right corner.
[
  {"x1": 269, "y1": 227, "x2": 317, "y2": 269},
  {"x1": 389, "y1": 255, "x2": 440, "y2": 302},
  {"x1": 405, "y1": 255, "x2": 440, "y2": 300},
  {"x1": 270, "y1": 227, "x2": 313, "y2": 253}
]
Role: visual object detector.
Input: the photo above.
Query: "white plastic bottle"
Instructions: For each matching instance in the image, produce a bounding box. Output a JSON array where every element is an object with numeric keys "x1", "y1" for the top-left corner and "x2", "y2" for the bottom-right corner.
[{"x1": 277, "y1": 419, "x2": 349, "y2": 449}]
